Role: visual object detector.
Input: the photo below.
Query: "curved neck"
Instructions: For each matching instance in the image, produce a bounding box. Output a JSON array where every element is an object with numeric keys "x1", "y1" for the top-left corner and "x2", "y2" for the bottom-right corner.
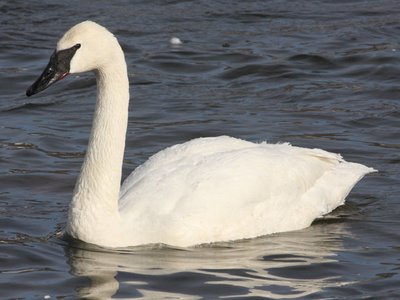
[{"x1": 68, "y1": 54, "x2": 129, "y2": 237}]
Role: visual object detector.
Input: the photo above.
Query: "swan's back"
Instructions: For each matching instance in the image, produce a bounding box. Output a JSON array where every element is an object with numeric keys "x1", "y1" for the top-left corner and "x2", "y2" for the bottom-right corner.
[{"x1": 119, "y1": 136, "x2": 374, "y2": 246}]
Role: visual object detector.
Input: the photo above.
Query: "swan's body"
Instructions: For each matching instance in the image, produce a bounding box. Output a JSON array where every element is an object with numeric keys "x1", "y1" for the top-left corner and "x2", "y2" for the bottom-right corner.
[{"x1": 26, "y1": 21, "x2": 375, "y2": 248}]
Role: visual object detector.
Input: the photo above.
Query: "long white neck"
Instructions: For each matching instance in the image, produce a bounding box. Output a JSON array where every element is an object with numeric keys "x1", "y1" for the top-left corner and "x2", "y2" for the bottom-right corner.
[{"x1": 67, "y1": 51, "x2": 129, "y2": 242}]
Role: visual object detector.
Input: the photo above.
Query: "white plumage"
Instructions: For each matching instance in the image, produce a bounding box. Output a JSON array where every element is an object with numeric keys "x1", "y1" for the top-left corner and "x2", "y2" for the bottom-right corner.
[
  {"x1": 27, "y1": 21, "x2": 375, "y2": 248},
  {"x1": 118, "y1": 136, "x2": 373, "y2": 246}
]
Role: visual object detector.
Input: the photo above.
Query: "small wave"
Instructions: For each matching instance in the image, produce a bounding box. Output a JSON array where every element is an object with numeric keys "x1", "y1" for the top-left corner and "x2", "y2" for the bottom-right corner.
[{"x1": 0, "y1": 98, "x2": 63, "y2": 112}]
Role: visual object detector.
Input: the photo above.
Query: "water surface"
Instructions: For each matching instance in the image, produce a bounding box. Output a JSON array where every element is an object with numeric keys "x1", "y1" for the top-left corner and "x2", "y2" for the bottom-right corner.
[{"x1": 0, "y1": 0, "x2": 399, "y2": 298}]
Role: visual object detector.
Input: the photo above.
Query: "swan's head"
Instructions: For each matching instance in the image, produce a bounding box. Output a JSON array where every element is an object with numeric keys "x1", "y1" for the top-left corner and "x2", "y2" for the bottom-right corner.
[{"x1": 26, "y1": 21, "x2": 122, "y2": 97}]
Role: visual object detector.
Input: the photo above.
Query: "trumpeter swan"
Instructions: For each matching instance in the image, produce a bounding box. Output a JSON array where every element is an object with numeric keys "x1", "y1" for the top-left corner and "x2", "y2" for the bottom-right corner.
[{"x1": 26, "y1": 21, "x2": 375, "y2": 248}]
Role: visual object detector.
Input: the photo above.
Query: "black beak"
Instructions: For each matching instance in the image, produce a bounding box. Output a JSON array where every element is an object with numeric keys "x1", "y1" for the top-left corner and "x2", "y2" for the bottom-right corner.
[{"x1": 26, "y1": 44, "x2": 81, "y2": 97}]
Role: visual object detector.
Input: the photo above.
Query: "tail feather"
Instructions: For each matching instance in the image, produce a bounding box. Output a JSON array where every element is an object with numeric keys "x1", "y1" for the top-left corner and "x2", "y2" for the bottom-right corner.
[{"x1": 302, "y1": 161, "x2": 376, "y2": 217}]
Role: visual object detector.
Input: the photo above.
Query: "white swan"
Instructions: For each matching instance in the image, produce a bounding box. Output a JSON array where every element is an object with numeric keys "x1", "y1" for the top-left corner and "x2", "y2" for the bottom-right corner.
[{"x1": 26, "y1": 21, "x2": 375, "y2": 248}]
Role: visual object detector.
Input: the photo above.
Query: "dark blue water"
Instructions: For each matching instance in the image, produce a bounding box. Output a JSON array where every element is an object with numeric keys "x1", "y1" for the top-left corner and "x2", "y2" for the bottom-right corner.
[{"x1": 1, "y1": 0, "x2": 399, "y2": 298}]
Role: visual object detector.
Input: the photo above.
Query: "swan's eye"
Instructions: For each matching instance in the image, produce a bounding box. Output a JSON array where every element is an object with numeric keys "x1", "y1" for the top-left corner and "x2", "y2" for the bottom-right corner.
[
  {"x1": 46, "y1": 67, "x2": 53, "y2": 75},
  {"x1": 75, "y1": 43, "x2": 81, "y2": 49}
]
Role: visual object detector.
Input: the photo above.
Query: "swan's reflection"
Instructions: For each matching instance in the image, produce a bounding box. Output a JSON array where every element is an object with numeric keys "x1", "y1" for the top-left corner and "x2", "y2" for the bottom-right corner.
[{"x1": 65, "y1": 217, "x2": 351, "y2": 299}]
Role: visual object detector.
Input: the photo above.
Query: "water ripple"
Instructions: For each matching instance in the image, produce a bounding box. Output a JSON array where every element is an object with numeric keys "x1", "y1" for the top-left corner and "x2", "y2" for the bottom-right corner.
[{"x1": 0, "y1": 0, "x2": 399, "y2": 298}]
